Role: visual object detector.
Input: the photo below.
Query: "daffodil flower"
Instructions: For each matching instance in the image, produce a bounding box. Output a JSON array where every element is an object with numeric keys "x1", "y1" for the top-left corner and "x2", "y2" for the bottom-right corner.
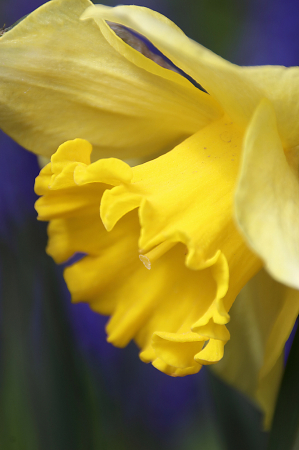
[{"x1": 1, "y1": 0, "x2": 299, "y2": 427}]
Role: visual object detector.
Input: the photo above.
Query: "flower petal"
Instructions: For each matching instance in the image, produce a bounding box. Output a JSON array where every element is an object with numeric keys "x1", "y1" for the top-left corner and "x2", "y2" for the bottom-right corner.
[
  {"x1": 100, "y1": 115, "x2": 261, "y2": 298},
  {"x1": 0, "y1": 0, "x2": 221, "y2": 159},
  {"x1": 240, "y1": 66, "x2": 299, "y2": 148},
  {"x1": 83, "y1": 5, "x2": 299, "y2": 148},
  {"x1": 98, "y1": 118, "x2": 261, "y2": 369},
  {"x1": 80, "y1": 5, "x2": 270, "y2": 132},
  {"x1": 212, "y1": 270, "x2": 299, "y2": 428},
  {"x1": 152, "y1": 332, "x2": 205, "y2": 369},
  {"x1": 235, "y1": 99, "x2": 299, "y2": 289},
  {"x1": 34, "y1": 139, "x2": 129, "y2": 220},
  {"x1": 35, "y1": 137, "x2": 260, "y2": 377}
]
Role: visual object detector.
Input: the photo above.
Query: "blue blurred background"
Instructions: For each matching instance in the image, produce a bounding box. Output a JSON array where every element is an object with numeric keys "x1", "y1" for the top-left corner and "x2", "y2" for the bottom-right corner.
[{"x1": 0, "y1": 0, "x2": 298, "y2": 449}]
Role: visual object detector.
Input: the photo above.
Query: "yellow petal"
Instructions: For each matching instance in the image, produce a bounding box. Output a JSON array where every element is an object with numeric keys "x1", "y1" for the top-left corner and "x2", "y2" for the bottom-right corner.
[
  {"x1": 34, "y1": 139, "x2": 133, "y2": 220},
  {"x1": 235, "y1": 99, "x2": 299, "y2": 289},
  {"x1": 98, "y1": 118, "x2": 261, "y2": 367},
  {"x1": 104, "y1": 243, "x2": 217, "y2": 349},
  {"x1": 0, "y1": 0, "x2": 221, "y2": 159},
  {"x1": 212, "y1": 270, "x2": 299, "y2": 428},
  {"x1": 35, "y1": 182, "x2": 103, "y2": 220},
  {"x1": 34, "y1": 137, "x2": 260, "y2": 377},
  {"x1": 240, "y1": 66, "x2": 299, "y2": 148},
  {"x1": 80, "y1": 5, "x2": 277, "y2": 133},
  {"x1": 195, "y1": 339, "x2": 225, "y2": 365},
  {"x1": 152, "y1": 331, "x2": 205, "y2": 369},
  {"x1": 258, "y1": 285, "x2": 299, "y2": 384},
  {"x1": 101, "y1": 115, "x2": 261, "y2": 299},
  {"x1": 152, "y1": 358, "x2": 201, "y2": 377},
  {"x1": 84, "y1": 5, "x2": 299, "y2": 147},
  {"x1": 63, "y1": 211, "x2": 141, "y2": 312}
]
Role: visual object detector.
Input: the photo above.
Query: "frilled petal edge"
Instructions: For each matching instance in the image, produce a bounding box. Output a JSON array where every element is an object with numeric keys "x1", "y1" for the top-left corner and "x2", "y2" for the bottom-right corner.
[{"x1": 34, "y1": 135, "x2": 262, "y2": 378}]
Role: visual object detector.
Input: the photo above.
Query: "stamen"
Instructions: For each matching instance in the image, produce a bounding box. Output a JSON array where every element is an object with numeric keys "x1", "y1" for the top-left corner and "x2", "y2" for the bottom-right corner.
[{"x1": 139, "y1": 241, "x2": 176, "y2": 270}]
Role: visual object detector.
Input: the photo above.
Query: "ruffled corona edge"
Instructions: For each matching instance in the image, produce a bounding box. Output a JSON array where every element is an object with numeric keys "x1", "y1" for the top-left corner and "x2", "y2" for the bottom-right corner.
[{"x1": 35, "y1": 123, "x2": 261, "y2": 375}]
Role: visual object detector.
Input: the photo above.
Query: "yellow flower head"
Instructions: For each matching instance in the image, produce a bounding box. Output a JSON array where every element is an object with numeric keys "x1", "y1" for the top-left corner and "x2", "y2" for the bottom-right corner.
[
  {"x1": 35, "y1": 125, "x2": 260, "y2": 377},
  {"x1": 1, "y1": 0, "x2": 299, "y2": 426}
]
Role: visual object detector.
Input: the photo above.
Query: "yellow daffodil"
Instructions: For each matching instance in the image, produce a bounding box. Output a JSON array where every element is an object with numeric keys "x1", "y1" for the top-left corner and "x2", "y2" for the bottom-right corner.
[{"x1": 1, "y1": 0, "x2": 299, "y2": 427}]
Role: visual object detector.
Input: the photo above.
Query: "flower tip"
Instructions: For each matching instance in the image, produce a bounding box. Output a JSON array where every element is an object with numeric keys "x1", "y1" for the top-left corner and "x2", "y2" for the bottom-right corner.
[{"x1": 80, "y1": 4, "x2": 111, "y2": 22}]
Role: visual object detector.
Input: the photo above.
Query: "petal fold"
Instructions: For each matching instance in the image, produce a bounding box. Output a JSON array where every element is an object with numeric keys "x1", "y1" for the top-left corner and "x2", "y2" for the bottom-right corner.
[
  {"x1": 152, "y1": 331, "x2": 205, "y2": 369},
  {"x1": 0, "y1": 0, "x2": 221, "y2": 159},
  {"x1": 240, "y1": 66, "x2": 299, "y2": 148},
  {"x1": 98, "y1": 118, "x2": 261, "y2": 371},
  {"x1": 235, "y1": 99, "x2": 299, "y2": 289},
  {"x1": 83, "y1": 4, "x2": 299, "y2": 147}
]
